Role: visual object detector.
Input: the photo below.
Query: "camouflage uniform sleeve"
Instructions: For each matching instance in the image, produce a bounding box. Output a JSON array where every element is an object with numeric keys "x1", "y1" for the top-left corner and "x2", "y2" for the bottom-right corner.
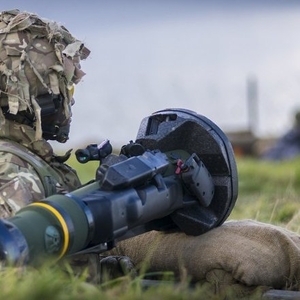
[{"x1": 0, "y1": 151, "x2": 46, "y2": 218}]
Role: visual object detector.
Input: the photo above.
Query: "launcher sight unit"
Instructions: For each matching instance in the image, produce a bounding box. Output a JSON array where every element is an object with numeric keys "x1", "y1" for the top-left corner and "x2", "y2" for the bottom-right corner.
[{"x1": 0, "y1": 108, "x2": 238, "y2": 265}]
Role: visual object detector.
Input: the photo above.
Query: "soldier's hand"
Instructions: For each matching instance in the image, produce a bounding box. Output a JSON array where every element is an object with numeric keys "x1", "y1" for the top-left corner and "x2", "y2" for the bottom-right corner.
[{"x1": 100, "y1": 255, "x2": 137, "y2": 282}]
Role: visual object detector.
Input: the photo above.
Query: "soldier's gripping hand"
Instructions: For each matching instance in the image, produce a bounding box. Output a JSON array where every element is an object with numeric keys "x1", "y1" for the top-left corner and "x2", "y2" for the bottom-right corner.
[{"x1": 100, "y1": 256, "x2": 137, "y2": 282}]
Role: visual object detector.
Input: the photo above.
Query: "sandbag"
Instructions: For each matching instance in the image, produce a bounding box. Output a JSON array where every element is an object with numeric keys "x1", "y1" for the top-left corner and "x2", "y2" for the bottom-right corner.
[{"x1": 108, "y1": 220, "x2": 300, "y2": 291}]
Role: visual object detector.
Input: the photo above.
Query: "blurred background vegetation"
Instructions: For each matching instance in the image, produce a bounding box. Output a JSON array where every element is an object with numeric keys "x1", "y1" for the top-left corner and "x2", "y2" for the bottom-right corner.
[{"x1": 231, "y1": 157, "x2": 300, "y2": 233}]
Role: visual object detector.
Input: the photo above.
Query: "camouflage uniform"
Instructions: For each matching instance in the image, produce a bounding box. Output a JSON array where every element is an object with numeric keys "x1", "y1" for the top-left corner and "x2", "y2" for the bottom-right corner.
[
  {"x1": 0, "y1": 119, "x2": 81, "y2": 218},
  {"x1": 0, "y1": 10, "x2": 131, "y2": 283},
  {"x1": 0, "y1": 10, "x2": 103, "y2": 281},
  {"x1": 0, "y1": 9, "x2": 87, "y2": 217}
]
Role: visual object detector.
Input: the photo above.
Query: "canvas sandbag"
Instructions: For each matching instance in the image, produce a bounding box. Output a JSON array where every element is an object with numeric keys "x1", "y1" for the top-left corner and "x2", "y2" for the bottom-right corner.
[{"x1": 108, "y1": 220, "x2": 300, "y2": 292}]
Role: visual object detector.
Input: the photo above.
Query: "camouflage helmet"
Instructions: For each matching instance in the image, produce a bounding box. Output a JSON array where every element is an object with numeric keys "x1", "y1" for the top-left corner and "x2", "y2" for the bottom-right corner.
[{"x1": 0, "y1": 9, "x2": 90, "y2": 142}]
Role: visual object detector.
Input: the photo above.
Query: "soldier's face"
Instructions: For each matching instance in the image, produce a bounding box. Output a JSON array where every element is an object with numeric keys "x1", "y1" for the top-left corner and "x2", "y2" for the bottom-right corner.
[{"x1": 40, "y1": 94, "x2": 72, "y2": 143}]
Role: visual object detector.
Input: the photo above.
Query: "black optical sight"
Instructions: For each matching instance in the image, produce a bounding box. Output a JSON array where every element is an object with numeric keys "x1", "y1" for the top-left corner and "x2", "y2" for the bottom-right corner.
[{"x1": 75, "y1": 139, "x2": 113, "y2": 163}]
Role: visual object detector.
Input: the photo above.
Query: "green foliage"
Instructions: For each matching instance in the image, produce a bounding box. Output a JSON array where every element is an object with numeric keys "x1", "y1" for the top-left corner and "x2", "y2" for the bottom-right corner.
[
  {"x1": 0, "y1": 265, "x2": 101, "y2": 300},
  {"x1": 0, "y1": 265, "x2": 228, "y2": 300},
  {"x1": 230, "y1": 157, "x2": 300, "y2": 231}
]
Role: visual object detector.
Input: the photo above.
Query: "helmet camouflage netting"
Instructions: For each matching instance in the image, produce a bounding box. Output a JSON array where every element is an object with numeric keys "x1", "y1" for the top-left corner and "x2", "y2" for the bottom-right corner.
[{"x1": 0, "y1": 9, "x2": 90, "y2": 140}]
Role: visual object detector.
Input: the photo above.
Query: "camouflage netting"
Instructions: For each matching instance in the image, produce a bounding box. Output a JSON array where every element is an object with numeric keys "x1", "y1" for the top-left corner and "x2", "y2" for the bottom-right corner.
[{"x1": 0, "y1": 9, "x2": 90, "y2": 140}]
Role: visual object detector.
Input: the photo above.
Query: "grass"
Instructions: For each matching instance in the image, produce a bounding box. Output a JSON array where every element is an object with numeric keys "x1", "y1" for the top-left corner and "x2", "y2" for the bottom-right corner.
[
  {"x1": 3, "y1": 155, "x2": 300, "y2": 299},
  {"x1": 230, "y1": 157, "x2": 300, "y2": 232}
]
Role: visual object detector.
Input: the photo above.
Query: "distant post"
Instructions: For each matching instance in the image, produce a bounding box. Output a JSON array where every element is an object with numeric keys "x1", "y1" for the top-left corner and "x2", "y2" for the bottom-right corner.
[{"x1": 247, "y1": 75, "x2": 258, "y2": 133}]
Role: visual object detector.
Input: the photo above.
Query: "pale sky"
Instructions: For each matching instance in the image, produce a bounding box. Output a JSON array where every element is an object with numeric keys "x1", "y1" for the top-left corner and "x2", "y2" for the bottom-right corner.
[{"x1": 2, "y1": 1, "x2": 300, "y2": 151}]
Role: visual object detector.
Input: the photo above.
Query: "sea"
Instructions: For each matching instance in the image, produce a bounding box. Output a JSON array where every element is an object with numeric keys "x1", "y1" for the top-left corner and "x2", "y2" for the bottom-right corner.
[{"x1": 2, "y1": 0, "x2": 300, "y2": 151}]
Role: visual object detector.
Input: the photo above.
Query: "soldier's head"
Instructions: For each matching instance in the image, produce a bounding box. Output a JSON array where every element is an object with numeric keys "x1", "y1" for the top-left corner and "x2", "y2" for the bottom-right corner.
[{"x1": 0, "y1": 9, "x2": 90, "y2": 143}]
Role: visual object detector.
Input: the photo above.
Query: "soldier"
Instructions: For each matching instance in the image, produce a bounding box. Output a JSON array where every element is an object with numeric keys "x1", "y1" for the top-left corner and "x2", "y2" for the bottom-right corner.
[
  {"x1": 0, "y1": 8, "x2": 103, "y2": 281},
  {"x1": 1, "y1": 9, "x2": 300, "y2": 299},
  {"x1": 0, "y1": 10, "x2": 87, "y2": 217},
  {"x1": 262, "y1": 111, "x2": 300, "y2": 161}
]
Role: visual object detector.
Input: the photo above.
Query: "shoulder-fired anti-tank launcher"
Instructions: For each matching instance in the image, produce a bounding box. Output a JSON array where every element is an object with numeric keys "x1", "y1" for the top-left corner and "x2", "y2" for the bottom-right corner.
[{"x1": 0, "y1": 108, "x2": 238, "y2": 265}]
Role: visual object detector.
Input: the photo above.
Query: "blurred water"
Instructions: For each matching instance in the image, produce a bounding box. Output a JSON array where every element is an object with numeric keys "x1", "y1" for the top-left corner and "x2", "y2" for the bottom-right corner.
[{"x1": 2, "y1": 0, "x2": 300, "y2": 150}]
